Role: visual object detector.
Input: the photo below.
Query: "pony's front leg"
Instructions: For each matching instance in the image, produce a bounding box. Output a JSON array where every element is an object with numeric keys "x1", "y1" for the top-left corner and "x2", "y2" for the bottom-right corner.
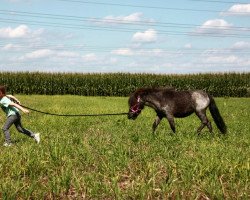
[{"x1": 152, "y1": 115, "x2": 163, "y2": 133}]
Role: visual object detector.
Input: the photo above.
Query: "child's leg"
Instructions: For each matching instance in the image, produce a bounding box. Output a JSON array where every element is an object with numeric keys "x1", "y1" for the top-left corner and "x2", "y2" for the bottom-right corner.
[
  {"x1": 14, "y1": 114, "x2": 35, "y2": 138},
  {"x1": 2, "y1": 115, "x2": 17, "y2": 143}
]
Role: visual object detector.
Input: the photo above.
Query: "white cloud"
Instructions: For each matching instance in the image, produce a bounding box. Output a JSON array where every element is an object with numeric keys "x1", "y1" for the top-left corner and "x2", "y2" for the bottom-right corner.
[
  {"x1": 0, "y1": 25, "x2": 44, "y2": 39},
  {"x1": 2, "y1": 43, "x2": 21, "y2": 51},
  {"x1": 137, "y1": 49, "x2": 166, "y2": 57},
  {"x1": 18, "y1": 48, "x2": 84, "y2": 61},
  {"x1": 225, "y1": 4, "x2": 250, "y2": 16},
  {"x1": 123, "y1": 12, "x2": 144, "y2": 22},
  {"x1": 119, "y1": 47, "x2": 168, "y2": 57},
  {"x1": 57, "y1": 51, "x2": 79, "y2": 58},
  {"x1": 201, "y1": 55, "x2": 250, "y2": 70},
  {"x1": 111, "y1": 48, "x2": 134, "y2": 56},
  {"x1": 102, "y1": 12, "x2": 143, "y2": 24},
  {"x1": 21, "y1": 49, "x2": 54, "y2": 60},
  {"x1": 132, "y1": 29, "x2": 157, "y2": 43},
  {"x1": 149, "y1": 49, "x2": 165, "y2": 56},
  {"x1": 111, "y1": 47, "x2": 167, "y2": 57},
  {"x1": 94, "y1": 12, "x2": 154, "y2": 25},
  {"x1": 184, "y1": 43, "x2": 192, "y2": 49},
  {"x1": 195, "y1": 19, "x2": 232, "y2": 34},
  {"x1": 6, "y1": 0, "x2": 21, "y2": 2},
  {"x1": 204, "y1": 55, "x2": 238, "y2": 64},
  {"x1": 232, "y1": 41, "x2": 250, "y2": 49},
  {"x1": 82, "y1": 53, "x2": 97, "y2": 62},
  {"x1": 0, "y1": 25, "x2": 30, "y2": 38}
]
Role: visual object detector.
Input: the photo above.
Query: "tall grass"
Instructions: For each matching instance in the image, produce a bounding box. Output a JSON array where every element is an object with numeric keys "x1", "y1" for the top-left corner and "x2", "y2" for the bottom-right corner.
[
  {"x1": 0, "y1": 72, "x2": 249, "y2": 97},
  {"x1": 0, "y1": 96, "x2": 249, "y2": 199}
]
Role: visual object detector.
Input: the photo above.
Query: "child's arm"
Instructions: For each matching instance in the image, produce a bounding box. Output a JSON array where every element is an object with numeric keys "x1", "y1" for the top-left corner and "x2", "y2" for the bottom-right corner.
[
  {"x1": 6, "y1": 95, "x2": 21, "y2": 104},
  {"x1": 9, "y1": 102, "x2": 29, "y2": 114}
]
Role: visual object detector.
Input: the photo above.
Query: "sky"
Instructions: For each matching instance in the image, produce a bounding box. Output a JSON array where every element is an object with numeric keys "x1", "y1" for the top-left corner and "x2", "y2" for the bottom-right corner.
[{"x1": 0, "y1": 0, "x2": 250, "y2": 74}]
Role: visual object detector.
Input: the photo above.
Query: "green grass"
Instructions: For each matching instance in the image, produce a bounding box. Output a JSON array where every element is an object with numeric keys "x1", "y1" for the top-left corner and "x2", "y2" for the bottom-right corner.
[{"x1": 0, "y1": 96, "x2": 249, "y2": 199}]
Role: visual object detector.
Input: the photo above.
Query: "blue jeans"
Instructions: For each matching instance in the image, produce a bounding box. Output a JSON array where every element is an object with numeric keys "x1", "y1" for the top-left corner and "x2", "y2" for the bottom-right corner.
[{"x1": 2, "y1": 113, "x2": 35, "y2": 143}]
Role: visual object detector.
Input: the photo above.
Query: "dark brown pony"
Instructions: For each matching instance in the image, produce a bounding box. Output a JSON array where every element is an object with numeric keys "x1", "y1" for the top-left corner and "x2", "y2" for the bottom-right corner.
[{"x1": 128, "y1": 87, "x2": 227, "y2": 134}]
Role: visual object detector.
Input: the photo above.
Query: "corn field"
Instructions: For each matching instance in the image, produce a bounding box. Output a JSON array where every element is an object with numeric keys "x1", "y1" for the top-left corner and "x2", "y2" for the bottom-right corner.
[{"x1": 0, "y1": 72, "x2": 249, "y2": 97}]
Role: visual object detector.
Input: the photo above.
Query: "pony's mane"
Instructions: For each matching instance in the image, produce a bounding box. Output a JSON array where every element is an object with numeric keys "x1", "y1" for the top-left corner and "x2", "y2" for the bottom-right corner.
[{"x1": 134, "y1": 86, "x2": 176, "y2": 97}]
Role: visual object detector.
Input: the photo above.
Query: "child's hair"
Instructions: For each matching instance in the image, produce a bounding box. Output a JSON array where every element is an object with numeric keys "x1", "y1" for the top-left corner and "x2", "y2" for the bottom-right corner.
[{"x1": 0, "y1": 86, "x2": 6, "y2": 95}]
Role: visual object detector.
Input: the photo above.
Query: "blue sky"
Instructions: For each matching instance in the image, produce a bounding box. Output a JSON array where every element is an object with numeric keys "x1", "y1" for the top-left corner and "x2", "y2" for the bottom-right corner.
[{"x1": 0, "y1": 0, "x2": 250, "y2": 74}]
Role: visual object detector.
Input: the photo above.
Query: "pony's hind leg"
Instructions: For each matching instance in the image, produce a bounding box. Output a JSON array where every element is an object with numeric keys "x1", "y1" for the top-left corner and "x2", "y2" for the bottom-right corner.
[
  {"x1": 195, "y1": 110, "x2": 212, "y2": 134},
  {"x1": 152, "y1": 115, "x2": 163, "y2": 133},
  {"x1": 207, "y1": 121, "x2": 212, "y2": 133},
  {"x1": 166, "y1": 115, "x2": 175, "y2": 133}
]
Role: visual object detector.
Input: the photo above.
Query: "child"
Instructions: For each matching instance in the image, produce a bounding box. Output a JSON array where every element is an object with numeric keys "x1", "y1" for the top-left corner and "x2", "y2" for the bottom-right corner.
[{"x1": 0, "y1": 86, "x2": 40, "y2": 146}]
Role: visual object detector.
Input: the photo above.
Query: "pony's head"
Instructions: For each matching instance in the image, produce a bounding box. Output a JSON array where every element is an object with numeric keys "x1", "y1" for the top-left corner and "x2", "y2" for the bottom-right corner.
[{"x1": 128, "y1": 89, "x2": 145, "y2": 120}]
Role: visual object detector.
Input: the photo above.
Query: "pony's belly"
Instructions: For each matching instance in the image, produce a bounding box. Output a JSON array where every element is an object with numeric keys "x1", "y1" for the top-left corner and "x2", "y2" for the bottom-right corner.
[{"x1": 174, "y1": 110, "x2": 194, "y2": 118}]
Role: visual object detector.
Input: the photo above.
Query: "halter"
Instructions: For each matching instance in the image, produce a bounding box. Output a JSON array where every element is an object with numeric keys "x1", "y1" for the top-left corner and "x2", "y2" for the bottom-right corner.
[{"x1": 130, "y1": 96, "x2": 142, "y2": 114}]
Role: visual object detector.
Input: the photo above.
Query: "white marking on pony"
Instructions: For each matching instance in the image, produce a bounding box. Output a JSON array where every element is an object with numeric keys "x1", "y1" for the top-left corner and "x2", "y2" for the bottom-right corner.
[
  {"x1": 192, "y1": 91, "x2": 210, "y2": 111},
  {"x1": 162, "y1": 105, "x2": 171, "y2": 114},
  {"x1": 137, "y1": 96, "x2": 141, "y2": 103}
]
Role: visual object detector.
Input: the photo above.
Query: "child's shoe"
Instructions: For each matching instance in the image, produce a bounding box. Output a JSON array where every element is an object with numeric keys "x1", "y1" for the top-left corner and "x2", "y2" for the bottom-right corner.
[
  {"x1": 34, "y1": 133, "x2": 40, "y2": 144},
  {"x1": 3, "y1": 142, "x2": 12, "y2": 147}
]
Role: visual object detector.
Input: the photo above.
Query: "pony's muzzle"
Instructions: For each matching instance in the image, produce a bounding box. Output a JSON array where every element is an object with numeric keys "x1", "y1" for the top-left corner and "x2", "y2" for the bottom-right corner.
[
  {"x1": 128, "y1": 112, "x2": 135, "y2": 120},
  {"x1": 128, "y1": 111, "x2": 139, "y2": 120}
]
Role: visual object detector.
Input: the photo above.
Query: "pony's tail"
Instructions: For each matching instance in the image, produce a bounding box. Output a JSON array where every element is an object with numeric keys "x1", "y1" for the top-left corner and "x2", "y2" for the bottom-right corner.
[{"x1": 209, "y1": 95, "x2": 227, "y2": 134}]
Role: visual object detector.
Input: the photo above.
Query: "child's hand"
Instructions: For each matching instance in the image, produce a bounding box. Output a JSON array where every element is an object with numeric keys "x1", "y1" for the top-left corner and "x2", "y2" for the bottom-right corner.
[
  {"x1": 9, "y1": 102, "x2": 30, "y2": 114},
  {"x1": 22, "y1": 109, "x2": 30, "y2": 114}
]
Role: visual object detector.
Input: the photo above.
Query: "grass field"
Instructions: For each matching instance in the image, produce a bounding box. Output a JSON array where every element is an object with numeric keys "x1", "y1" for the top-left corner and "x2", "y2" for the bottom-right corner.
[{"x1": 0, "y1": 95, "x2": 249, "y2": 199}]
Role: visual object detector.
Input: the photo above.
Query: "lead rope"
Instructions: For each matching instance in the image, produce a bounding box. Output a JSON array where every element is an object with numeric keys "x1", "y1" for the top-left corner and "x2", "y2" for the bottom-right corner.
[
  {"x1": 8, "y1": 96, "x2": 128, "y2": 117},
  {"x1": 20, "y1": 105, "x2": 128, "y2": 117}
]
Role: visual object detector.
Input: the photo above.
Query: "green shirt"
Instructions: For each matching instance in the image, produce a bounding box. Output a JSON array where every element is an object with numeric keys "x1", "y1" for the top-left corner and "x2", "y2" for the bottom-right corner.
[{"x1": 0, "y1": 96, "x2": 19, "y2": 117}]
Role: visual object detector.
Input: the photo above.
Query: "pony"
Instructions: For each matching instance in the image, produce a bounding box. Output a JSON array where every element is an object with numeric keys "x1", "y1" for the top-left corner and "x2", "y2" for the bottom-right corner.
[{"x1": 128, "y1": 87, "x2": 227, "y2": 134}]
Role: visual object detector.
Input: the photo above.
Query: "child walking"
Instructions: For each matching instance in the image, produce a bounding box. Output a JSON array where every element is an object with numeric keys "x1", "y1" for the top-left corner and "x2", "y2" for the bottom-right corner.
[{"x1": 0, "y1": 86, "x2": 40, "y2": 146}]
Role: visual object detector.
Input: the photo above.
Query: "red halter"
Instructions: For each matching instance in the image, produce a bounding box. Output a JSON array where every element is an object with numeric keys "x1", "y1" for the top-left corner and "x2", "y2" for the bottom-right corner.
[{"x1": 130, "y1": 96, "x2": 141, "y2": 114}]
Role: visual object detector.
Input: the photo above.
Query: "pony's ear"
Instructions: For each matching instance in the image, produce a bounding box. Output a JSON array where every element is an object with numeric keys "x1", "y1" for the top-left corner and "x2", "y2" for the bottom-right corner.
[
  {"x1": 134, "y1": 88, "x2": 150, "y2": 100},
  {"x1": 137, "y1": 89, "x2": 148, "y2": 100}
]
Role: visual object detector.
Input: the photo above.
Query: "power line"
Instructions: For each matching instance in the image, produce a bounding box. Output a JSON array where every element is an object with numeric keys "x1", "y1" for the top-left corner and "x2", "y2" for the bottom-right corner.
[
  {"x1": 0, "y1": 18, "x2": 250, "y2": 38},
  {"x1": 0, "y1": 18, "x2": 248, "y2": 39},
  {"x1": 1, "y1": 2, "x2": 249, "y2": 70},
  {"x1": 0, "y1": 9, "x2": 249, "y2": 32},
  {"x1": 1, "y1": 17, "x2": 250, "y2": 39},
  {"x1": 1, "y1": 42, "x2": 250, "y2": 55},
  {"x1": 189, "y1": 0, "x2": 249, "y2": 4},
  {"x1": 0, "y1": 4, "x2": 249, "y2": 58},
  {"x1": 55, "y1": 0, "x2": 250, "y2": 14}
]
